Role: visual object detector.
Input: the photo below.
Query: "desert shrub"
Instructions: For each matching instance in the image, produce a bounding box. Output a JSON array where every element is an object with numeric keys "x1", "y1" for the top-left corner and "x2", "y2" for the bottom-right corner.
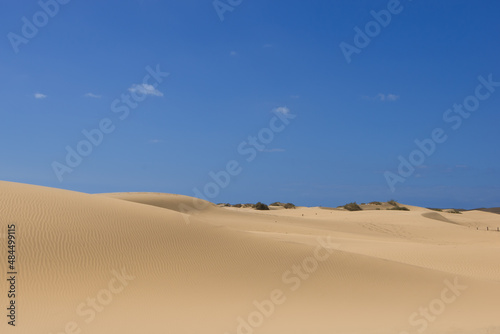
[
  {"x1": 389, "y1": 206, "x2": 410, "y2": 211},
  {"x1": 448, "y1": 209, "x2": 462, "y2": 214},
  {"x1": 369, "y1": 201, "x2": 382, "y2": 205},
  {"x1": 388, "y1": 200, "x2": 398, "y2": 206},
  {"x1": 428, "y1": 208, "x2": 443, "y2": 212},
  {"x1": 255, "y1": 202, "x2": 270, "y2": 210},
  {"x1": 344, "y1": 202, "x2": 362, "y2": 211},
  {"x1": 376, "y1": 208, "x2": 381, "y2": 210},
  {"x1": 284, "y1": 203, "x2": 296, "y2": 209},
  {"x1": 270, "y1": 202, "x2": 282, "y2": 206},
  {"x1": 232, "y1": 204, "x2": 242, "y2": 208}
]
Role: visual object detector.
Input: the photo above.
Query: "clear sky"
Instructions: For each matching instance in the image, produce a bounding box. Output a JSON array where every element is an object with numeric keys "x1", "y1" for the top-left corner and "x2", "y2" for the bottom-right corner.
[{"x1": 1, "y1": 0, "x2": 499, "y2": 209}]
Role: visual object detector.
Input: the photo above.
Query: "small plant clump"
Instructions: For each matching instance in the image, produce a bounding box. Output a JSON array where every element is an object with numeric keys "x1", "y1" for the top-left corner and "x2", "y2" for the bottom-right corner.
[
  {"x1": 428, "y1": 208, "x2": 443, "y2": 212},
  {"x1": 344, "y1": 202, "x2": 362, "y2": 211},
  {"x1": 255, "y1": 202, "x2": 270, "y2": 210},
  {"x1": 387, "y1": 200, "x2": 398, "y2": 206},
  {"x1": 232, "y1": 204, "x2": 242, "y2": 208},
  {"x1": 385, "y1": 199, "x2": 410, "y2": 211},
  {"x1": 448, "y1": 209, "x2": 462, "y2": 214},
  {"x1": 369, "y1": 201, "x2": 382, "y2": 205},
  {"x1": 268, "y1": 202, "x2": 295, "y2": 209},
  {"x1": 389, "y1": 206, "x2": 410, "y2": 211}
]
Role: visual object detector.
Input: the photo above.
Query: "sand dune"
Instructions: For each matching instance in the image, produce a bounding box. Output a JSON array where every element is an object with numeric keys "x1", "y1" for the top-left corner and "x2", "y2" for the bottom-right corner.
[{"x1": 1, "y1": 181, "x2": 499, "y2": 334}]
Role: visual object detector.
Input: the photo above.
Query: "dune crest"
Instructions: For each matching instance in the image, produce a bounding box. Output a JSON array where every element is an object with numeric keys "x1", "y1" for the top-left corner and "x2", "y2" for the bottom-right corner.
[{"x1": 97, "y1": 192, "x2": 215, "y2": 213}]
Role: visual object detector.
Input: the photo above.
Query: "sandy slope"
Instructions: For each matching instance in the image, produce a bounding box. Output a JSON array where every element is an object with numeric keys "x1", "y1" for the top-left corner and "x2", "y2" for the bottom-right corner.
[{"x1": 1, "y1": 181, "x2": 499, "y2": 334}]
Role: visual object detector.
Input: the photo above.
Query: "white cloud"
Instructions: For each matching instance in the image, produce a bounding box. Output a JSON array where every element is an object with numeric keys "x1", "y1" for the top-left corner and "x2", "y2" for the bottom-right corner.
[
  {"x1": 363, "y1": 94, "x2": 400, "y2": 102},
  {"x1": 230, "y1": 51, "x2": 237, "y2": 56},
  {"x1": 386, "y1": 94, "x2": 399, "y2": 101},
  {"x1": 128, "y1": 83, "x2": 163, "y2": 97},
  {"x1": 34, "y1": 93, "x2": 47, "y2": 99},
  {"x1": 376, "y1": 93, "x2": 399, "y2": 101},
  {"x1": 273, "y1": 106, "x2": 290, "y2": 115},
  {"x1": 84, "y1": 93, "x2": 102, "y2": 98}
]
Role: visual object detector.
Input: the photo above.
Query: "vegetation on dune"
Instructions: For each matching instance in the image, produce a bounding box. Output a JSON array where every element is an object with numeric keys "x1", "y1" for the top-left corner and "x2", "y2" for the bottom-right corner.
[
  {"x1": 384, "y1": 199, "x2": 409, "y2": 211},
  {"x1": 230, "y1": 202, "x2": 294, "y2": 210},
  {"x1": 226, "y1": 199, "x2": 420, "y2": 212},
  {"x1": 255, "y1": 202, "x2": 270, "y2": 210},
  {"x1": 343, "y1": 202, "x2": 362, "y2": 211},
  {"x1": 428, "y1": 208, "x2": 443, "y2": 212},
  {"x1": 269, "y1": 202, "x2": 296, "y2": 209},
  {"x1": 387, "y1": 199, "x2": 398, "y2": 206},
  {"x1": 388, "y1": 206, "x2": 410, "y2": 211},
  {"x1": 448, "y1": 209, "x2": 462, "y2": 214}
]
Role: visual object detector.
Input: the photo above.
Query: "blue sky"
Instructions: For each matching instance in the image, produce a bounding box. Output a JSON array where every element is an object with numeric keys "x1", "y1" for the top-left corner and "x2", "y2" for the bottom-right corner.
[{"x1": 1, "y1": 0, "x2": 499, "y2": 209}]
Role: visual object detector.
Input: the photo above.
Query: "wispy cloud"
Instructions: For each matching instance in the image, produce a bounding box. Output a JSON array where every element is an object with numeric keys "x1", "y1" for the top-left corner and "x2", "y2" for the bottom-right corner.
[
  {"x1": 363, "y1": 93, "x2": 399, "y2": 102},
  {"x1": 263, "y1": 44, "x2": 273, "y2": 48},
  {"x1": 34, "y1": 93, "x2": 47, "y2": 99},
  {"x1": 230, "y1": 51, "x2": 237, "y2": 56},
  {"x1": 385, "y1": 94, "x2": 399, "y2": 101},
  {"x1": 273, "y1": 106, "x2": 290, "y2": 115},
  {"x1": 128, "y1": 84, "x2": 163, "y2": 97},
  {"x1": 84, "y1": 92, "x2": 102, "y2": 98}
]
